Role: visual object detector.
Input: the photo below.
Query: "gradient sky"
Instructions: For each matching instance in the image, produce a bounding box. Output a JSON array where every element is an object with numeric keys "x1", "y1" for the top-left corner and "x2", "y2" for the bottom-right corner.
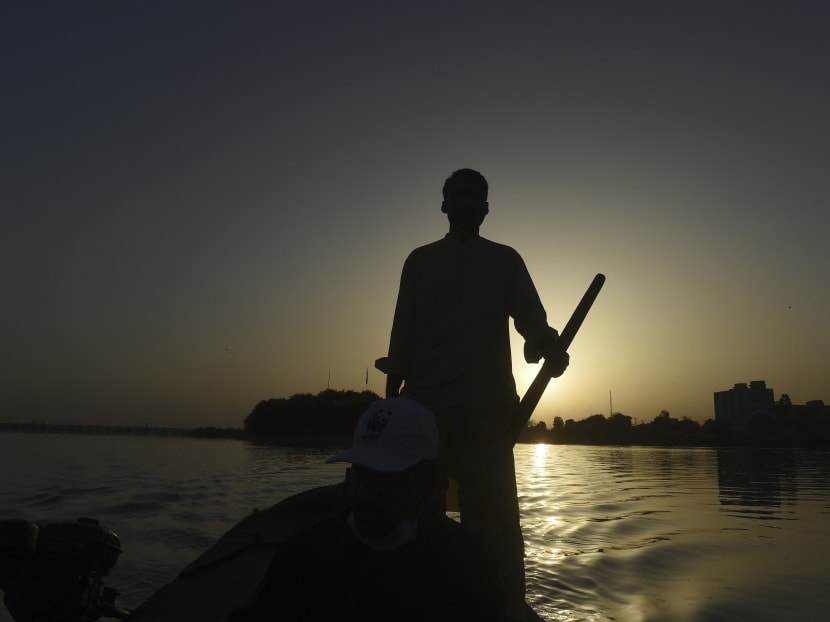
[{"x1": 3, "y1": 1, "x2": 828, "y2": 428}]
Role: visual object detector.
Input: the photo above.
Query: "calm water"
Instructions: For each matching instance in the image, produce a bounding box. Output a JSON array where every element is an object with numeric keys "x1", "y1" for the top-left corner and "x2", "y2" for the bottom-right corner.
[{"x1": 1, "y1": 434, "x2": 828, "y2": 621}]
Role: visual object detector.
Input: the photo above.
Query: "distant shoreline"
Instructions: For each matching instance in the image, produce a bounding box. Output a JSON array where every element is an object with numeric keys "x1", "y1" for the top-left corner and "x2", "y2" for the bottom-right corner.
[
  {"x1": 0, "y1": 421, "x2": 246, "y2": 440},
  {"x1": 3, "y1": 420, "x2": 827, "y2": 449}
]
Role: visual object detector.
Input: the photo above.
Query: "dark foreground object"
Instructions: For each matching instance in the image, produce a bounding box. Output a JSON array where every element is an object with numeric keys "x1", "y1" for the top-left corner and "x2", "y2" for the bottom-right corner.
[
  {"x1": 0, "y1": 518, "x2": 129, "y2": 621},
  {"x1": 129, "y1": 483, "x2": 544, "y2": 622},
  {"x1": 2, "y1": 485, "x2": 543, "y2": 620},
  {"x1": 128, "y1": 484, "x2": 351, "y2": 621}
]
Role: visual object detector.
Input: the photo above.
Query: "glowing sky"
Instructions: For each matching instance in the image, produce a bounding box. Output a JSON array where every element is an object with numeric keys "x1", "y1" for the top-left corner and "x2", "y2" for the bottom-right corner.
[{"x1": 3, "y1": 2, "x2": 828, "y2": 427}]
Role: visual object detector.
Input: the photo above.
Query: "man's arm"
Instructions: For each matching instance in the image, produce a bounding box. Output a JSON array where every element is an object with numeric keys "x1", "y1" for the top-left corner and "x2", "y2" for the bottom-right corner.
[
  {"x1": 507, "y1": 251, "x2": 569, "y2": 375},
  {"x1": 385, "y1": 255, "x2": 416, "y2": 396}
]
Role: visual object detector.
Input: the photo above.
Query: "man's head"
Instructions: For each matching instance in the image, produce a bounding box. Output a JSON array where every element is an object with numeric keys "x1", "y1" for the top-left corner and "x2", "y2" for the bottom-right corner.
[
  {"x1": 441, "y1": 168, "x2": 489, "y2": 234},
  {"x1": 326, "y1": 398, "x2": 439, "y2": 541},
  {"x1": 442, "y1": 168, "x2": 488, "y2": 202}
]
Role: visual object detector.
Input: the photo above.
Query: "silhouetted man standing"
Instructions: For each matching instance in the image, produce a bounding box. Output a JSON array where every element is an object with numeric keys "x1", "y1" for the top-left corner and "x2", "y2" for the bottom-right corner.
[{"x1": 384, "y1": 168, "x2": 568, "y2": 620}]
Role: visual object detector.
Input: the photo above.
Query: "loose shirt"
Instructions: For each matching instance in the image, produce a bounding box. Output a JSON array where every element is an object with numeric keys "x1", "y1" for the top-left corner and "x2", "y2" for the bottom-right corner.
[{"x1": 387, "y1": 234, "x2": 554, "y2": 410}]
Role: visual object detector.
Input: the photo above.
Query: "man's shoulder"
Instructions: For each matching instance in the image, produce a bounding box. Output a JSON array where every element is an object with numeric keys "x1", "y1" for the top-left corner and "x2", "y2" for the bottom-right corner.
[
  {"x1": 408, "y1": 237, "x2": 446, "y2": 255},
  {"x1": 407, "y1": 236, "x2": 521, "y2": 258},
  {"x1": 402, "y1": 238, "x2": 448, "y2": 268},
  {"x1": 478, "y1": 236, "x2": 521, "y2": 256},
  {"x1": 271, "y1": 509, "x2": 351, "y2": 557}
]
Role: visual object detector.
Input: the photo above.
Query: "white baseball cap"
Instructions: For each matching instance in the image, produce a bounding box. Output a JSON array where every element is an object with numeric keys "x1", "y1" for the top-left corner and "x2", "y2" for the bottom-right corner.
[{"x1": 326, "y1": 397, "x2": 438, "y2": 472}]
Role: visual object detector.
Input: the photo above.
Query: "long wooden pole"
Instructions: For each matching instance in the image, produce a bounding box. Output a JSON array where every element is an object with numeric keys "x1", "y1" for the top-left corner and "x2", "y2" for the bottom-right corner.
[{"x1": 511, "y1": 273, "x2": 606, "y2": 442}]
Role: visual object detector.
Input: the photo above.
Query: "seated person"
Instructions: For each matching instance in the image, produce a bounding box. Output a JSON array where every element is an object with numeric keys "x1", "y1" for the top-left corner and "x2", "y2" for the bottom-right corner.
[{"x1": 228, "y1": 397, "x2": 511, "y2": 621}]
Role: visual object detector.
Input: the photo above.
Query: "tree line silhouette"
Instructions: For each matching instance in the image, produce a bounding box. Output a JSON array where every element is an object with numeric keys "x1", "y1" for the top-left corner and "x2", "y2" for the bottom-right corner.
[
  {"x1": 6, "y1": 391, "x2": 820, "y2": 445},
  {"x1": 517, "y1": 411, "x2": 720, "y2": 446},
  {"x1": 243, "y1": 391, "x2": 829, "y2": 447},
  {"x1": 518, "y1": 403, "x2": 829, "y2": 447},
  {"x1": 244, "y1": 389, "x2": 380, "y2": 444},
  {"x1": 244, "y1": 393, "x2": 720, "y2": 446}
]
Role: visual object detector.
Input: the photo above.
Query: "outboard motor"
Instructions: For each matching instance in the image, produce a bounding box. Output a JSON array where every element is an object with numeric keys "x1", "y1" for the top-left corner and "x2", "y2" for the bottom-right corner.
[{"x1": 0, "y1": 518, "x2": 129, "y2": 621}]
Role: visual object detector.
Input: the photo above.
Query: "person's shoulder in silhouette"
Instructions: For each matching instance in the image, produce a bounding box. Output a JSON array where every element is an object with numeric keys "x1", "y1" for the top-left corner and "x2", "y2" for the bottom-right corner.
[{"x1": 227, "y1": 397, "x2": 510, "y2": 622}]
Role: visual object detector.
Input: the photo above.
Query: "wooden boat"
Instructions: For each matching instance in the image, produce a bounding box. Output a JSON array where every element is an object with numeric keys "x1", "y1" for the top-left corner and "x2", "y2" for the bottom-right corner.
[
  {"x1": 131, "y1": 483, "x2": 544, "y2": 621},
  {"x1": 129, "y1": 483, "x2": 350, "y2": 621}
]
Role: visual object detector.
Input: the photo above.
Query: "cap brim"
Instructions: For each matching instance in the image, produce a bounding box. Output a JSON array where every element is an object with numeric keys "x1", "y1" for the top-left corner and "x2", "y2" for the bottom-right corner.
[{"x1": 325, "y1": 446, "x2": 420, "y2": 473}]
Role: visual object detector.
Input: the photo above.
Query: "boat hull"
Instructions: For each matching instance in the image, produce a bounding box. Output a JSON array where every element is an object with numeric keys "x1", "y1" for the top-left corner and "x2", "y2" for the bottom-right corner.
[{"x1": 128, "y1": 483, "x2": 543, "y2": 621}]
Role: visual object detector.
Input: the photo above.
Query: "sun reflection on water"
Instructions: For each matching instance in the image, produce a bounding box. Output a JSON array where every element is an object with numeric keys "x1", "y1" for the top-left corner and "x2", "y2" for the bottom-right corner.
[{"x1": 533, "y1": 442, "x2": 548, "y2": 467}]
